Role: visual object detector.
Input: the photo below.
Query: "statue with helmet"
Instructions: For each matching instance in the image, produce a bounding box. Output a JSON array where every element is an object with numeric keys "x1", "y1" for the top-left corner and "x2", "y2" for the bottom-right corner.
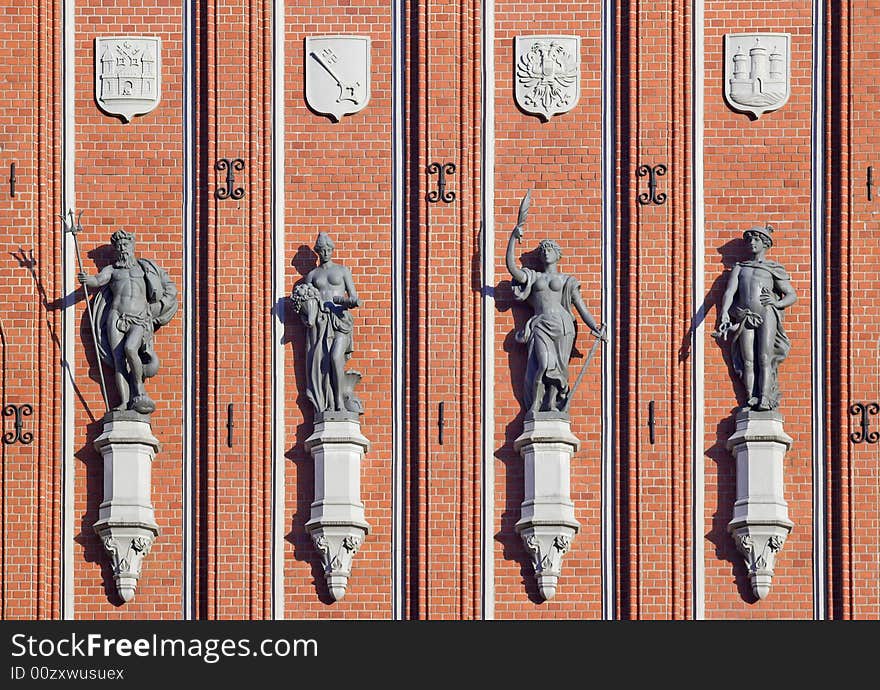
[{"x1": 714, "y1": 223, "x2": 797, "y2": 411}]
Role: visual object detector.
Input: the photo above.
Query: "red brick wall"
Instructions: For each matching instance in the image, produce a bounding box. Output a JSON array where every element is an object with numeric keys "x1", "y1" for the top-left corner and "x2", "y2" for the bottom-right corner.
[
  {"x1": 0, "y1": 0, "x2": 62, "y2": 620},
  {"x1": 702, "y1": 3, "x2": 815, "y2": 618},
  {"x1": 615, "y1": 0, "x2": 695, "y2": 620},
  {"x1": 829, "y1": 0, "x2": 880, "y2": 620},
  {"x1": 4, "y1": 0, "x2": 878, "y2": 622},
  {"x1": 193, "y1": 0, "x2": 273, "y2": 621},
  {"x1": 406, "y1": 0, "x2": 483, "y2": 620},
  {"x1": 283, "y1": 2, "x2": 394, "y2": 619},
  {"x1": 72, "y1": 1, "x2": 185, "y2": 618},
  {"x1": 492, "y1": 5, "x2": 604, "y2": 618}
]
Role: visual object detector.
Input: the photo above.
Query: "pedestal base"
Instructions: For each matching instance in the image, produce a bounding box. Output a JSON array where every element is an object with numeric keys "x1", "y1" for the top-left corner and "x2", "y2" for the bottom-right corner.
[
  {"x1": 92, "y1": 411, "x2": 160, "y2": 603},
  {"x1": 514, "y1": 417, "x2": 581, "y2": 601},
  {"x1": 727, "y1": 409, "x2": 794, "y2": 600},
  {"x1": 305, "y1": 415, "x2": 370, "y2": 601}
]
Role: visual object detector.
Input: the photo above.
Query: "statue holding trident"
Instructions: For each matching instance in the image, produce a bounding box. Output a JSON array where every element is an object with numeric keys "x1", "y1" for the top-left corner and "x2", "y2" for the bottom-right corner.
[
  {"x1": 505, "y1": 189, "x2": 606, "y2": 416},
  {"x1": 68, "y1": 216, "x2": 178, "y2": 604},
  {"x1": 76, "y1": 226, "x2": 178, "y2": 415}
]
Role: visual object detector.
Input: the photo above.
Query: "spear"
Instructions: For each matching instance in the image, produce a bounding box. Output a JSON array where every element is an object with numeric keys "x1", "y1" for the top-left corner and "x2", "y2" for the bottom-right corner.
[
  {"x1": 63, "y1": 210, "x2": 110, "y2": 412},
  {"x1": 563, "y1": 323, "x2": 606, "y2": 413}
]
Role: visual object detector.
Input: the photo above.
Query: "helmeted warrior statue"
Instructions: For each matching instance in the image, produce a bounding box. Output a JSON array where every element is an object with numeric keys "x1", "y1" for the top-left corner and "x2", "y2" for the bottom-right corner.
[{"x1": 714, "y1": 224, "x2": 796, "y2": 411}]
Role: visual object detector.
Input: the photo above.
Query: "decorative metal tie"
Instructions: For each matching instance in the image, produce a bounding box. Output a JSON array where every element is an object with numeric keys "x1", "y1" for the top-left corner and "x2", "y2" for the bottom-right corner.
[
  {"x1": 427, "y1": 162, "x2": 456, "y2": 203},
  {"x1": 3, "y1": 404, "x2": 33, "y2": 445},
  {"x1": 850, "y1": 402, "x2": 879, "y2": 444},
  {"x1": 637, "y1": 164, "x2": 667, "y2": 205},
  {"x1": 215, "y1": 158, "x2": 245, "y2": 200}
]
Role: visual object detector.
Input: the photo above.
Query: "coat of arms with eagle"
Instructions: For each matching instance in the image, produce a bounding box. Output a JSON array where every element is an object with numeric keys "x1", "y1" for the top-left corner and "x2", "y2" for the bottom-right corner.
[{"x1": 514, "y1": 36, "x2": 580, "y2": 121}]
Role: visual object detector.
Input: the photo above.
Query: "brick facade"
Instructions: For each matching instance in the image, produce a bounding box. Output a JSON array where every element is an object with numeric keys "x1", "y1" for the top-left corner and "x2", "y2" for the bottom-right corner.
[{"x1": 0, "y1": 0, "x2": 876, "y2": 620}]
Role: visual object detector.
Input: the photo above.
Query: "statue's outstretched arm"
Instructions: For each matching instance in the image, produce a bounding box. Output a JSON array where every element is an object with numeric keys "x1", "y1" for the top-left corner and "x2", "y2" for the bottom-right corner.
[
  {"x1": 505, "y1": 227, "x2": 527, "y2": 284},
  {"x1": 572, "y1": 287, "x2": 603, "y2": 337},
  {"x1": 78, "y1": 264, "x2": 113, "y2": 290}
]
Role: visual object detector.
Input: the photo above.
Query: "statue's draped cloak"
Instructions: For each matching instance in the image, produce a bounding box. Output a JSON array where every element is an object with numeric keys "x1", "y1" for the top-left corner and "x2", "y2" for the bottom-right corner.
[
  {"x1": 512, "y1": 266, "x2": 579, "y2": 410},
  {"x1": 728, "y1": 259, "x2": 791, "y2": 408},
  {"x1": 292, "y1": 281, "x2": 362, "y2": 415},
  {"x1": 306, "y1": 299, "x2": 355, "y2": 412}
]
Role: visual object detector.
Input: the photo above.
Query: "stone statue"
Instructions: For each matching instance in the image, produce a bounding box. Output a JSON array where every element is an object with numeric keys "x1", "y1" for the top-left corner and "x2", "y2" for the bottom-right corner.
[
  {"x1": 291, "y1": 232, "x2": 363, "y2": 416},
  {"x1": 505, "y1": 191, "x2": 605, "y2": 416},
  {"x1": 714, "y1": 224, "x2": 797, "y2": 411},
  {"x1": 78, "y1": 229, "x2": 178, "y2": 415}
]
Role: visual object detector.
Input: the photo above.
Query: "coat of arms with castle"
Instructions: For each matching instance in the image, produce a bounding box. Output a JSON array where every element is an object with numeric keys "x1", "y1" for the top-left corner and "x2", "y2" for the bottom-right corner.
[
  {"x1": 724, "y1": 33, "x2": 790, "y2": 118},
  {"x1": 94, "y1": 37, "x2": 161, "y2": 123}
]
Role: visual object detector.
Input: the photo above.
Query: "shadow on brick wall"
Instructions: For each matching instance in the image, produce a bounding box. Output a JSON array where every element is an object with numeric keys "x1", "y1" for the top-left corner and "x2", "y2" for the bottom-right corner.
[
  {"x1": 494, "y1": 261, "x2": 546, "y2": 604},
  {"x1": 284, "y1": 247, "x2": 335, "y2": 604}
]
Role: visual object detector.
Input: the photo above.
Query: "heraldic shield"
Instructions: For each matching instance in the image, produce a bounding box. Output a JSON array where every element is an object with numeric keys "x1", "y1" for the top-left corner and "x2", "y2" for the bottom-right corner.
[
  {"x1": 305, "y1": 36, "x2": 371, "y2": 122},
  {"x1": 724, "y1": 33, "x2": 791, "y2": 118},
  {"x1": 95, "y1": 37, "x2": 161, "y2": 123},
  {"x1": 514, "y1": 36, "x2": 581, "y2": 121}
]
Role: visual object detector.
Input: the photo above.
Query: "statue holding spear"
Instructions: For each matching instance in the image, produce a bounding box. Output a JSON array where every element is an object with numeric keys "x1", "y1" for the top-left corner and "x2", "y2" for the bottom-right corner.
[
  {"x1": 73, "y1": 219, "x2": 178, "y2": 415},
  {"x1": 63, "y1": 210, "x2": 110, "y2": 412},
  {"x1": 505, "y1": 190, "x2": 606, "y2": 416}
]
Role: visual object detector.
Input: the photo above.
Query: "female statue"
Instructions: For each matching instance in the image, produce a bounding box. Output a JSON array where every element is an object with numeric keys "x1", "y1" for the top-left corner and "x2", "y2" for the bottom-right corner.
[
  {"x1": 505, "y1": 192, "x2": 605, "y2": 415},
  {"x1": 291, "y1": 232, "x2": 363, "y2": 415}
]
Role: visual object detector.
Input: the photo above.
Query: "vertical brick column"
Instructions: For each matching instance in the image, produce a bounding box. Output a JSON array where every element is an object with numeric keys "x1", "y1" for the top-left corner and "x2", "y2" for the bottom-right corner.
[
  {"x1": 70, "y1": 1, "x2": 185, "y2": 618},
  {"x1": 405, "y1": 0, "x2": 482, "y2": 619},
  {"x1": 0, "y1": 0, "x2": 62, "y2": 619},
  {"x1": 616, "y1": 0, "x2": 693, "y2": 619},
  {"x1": 702, "y1": 2, "x2": 815, "y2": 618},
  {"x1": 283, "y1": 3, "x2": 394, "y2": 618},
  {"x1": 828, "y1": 0, "x2": 880, "y2": 620},
  {"x1": 194, "y1": 0, "x2": 272, "y2": 619}
]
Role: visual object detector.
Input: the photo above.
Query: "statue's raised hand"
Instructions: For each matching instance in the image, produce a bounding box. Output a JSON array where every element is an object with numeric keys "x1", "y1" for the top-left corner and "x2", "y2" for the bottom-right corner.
[{"x1": 512, "y1": 225, "x2": 524, "y2": 242}]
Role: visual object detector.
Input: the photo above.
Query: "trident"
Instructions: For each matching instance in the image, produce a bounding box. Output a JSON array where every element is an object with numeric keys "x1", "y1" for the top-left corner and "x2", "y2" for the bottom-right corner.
[{"x1": 62, "y1": 210, "x2": 110, "y2": 412}]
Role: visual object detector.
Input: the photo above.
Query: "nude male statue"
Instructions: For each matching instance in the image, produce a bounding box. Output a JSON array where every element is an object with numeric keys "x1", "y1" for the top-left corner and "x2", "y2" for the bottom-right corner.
[{"x1": 78, "y1": 230, "x2": 178, "y2": 415}]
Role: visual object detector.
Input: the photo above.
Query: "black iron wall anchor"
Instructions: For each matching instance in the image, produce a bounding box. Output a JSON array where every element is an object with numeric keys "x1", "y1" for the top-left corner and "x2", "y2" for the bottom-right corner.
[
  {"x1": 226, "y1": 403, "x2": 234, "y2": 448},
  {"x1": 3, "y1": 404, "x2": 33, "y2": 445},
  {"x1": 438, "y1": 401, "x2": 445, "y2": 445},
  {"x1": 427, "y1": 162, "x2": 456, "y2": 203},
  {"x1": 637, "y1": 164, "x2": 667, "y2": 205},
  {"x1": 850, "y1": 402, "x2": 879, "y2": 444},
  {"x1": 215, "y1": 158, "x2": 245, "y2": 200},
  {"x1": 9, "y1": 162, "x2": 16, "y2": 197},
  {"x1": 648, "y1": 400, "x2": 656, "y2": 445},
  {"x1": 868, "y1": 166, "x2": 874, "y2": 201}
]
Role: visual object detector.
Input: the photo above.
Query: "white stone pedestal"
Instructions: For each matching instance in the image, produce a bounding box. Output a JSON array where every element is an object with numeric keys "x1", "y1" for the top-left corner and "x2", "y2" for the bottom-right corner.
[
  {"x1": 514, "y1": 415, "x2": 581, "y2": 601},
  {"x1": 304, "y1": 413, "x2": 370, "y2": 601},
  {"x1": 727, "y1": 409, "x2": 794, "y2": 600},
  {"x1": 92, "y1": 411, "x2": 160, "y2": 603}
]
